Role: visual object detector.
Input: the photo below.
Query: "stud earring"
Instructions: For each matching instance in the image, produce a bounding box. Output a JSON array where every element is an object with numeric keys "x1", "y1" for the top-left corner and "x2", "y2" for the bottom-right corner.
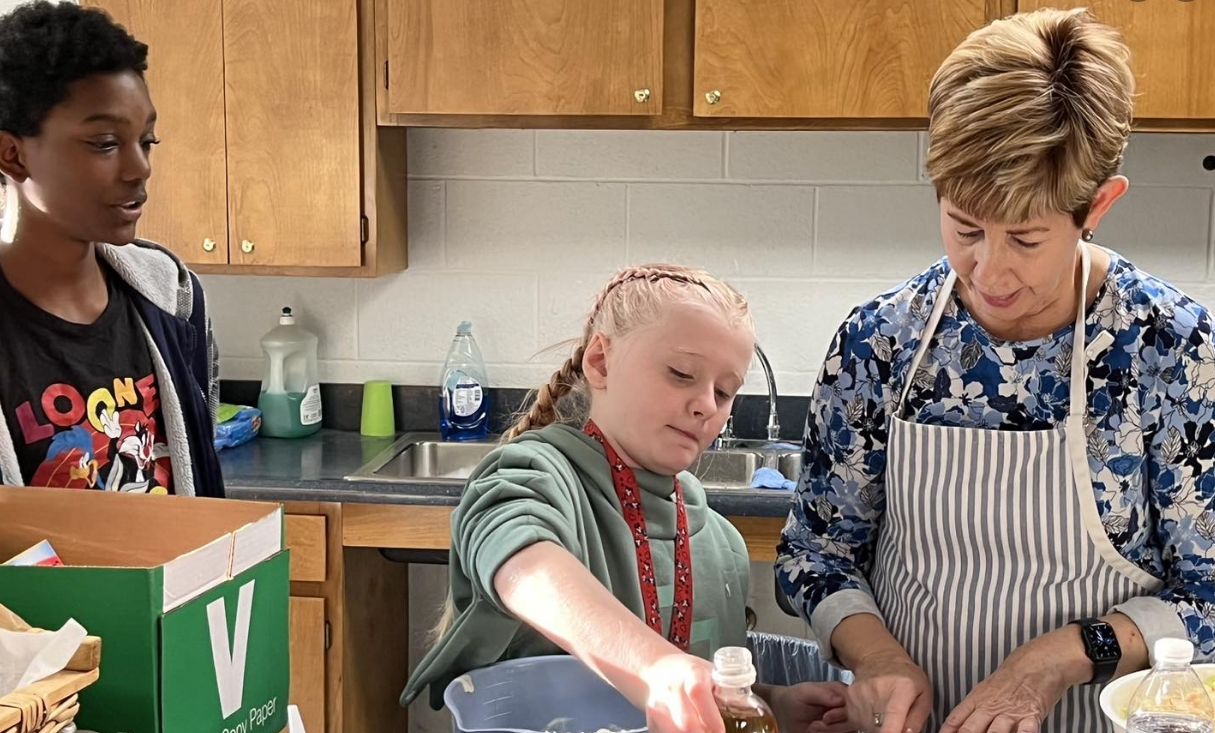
[{"x1": 1082, "y1": 228, "x2": 1095, "y2": 242}]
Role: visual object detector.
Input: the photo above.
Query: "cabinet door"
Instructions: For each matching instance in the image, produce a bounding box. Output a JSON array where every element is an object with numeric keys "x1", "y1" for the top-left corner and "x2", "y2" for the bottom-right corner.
[
  {"x1": 289, "y1": 597, "x2": 327, "y2": 733},
  {"x1": 384, "y1": 0, "x2": 664, "y2": 116},
  {"x1": 1018, "y1": 0, "x2": 1215, "y2": 120},
  {"x1": 223, "y1": 0, "x2": 363, "y2": 268},
  {"x1": 82, "y1": 0, "x2": 229, "y2": 265},
  {"x1": 693, "y1": 0, "x2": 988, "y2": 118}
]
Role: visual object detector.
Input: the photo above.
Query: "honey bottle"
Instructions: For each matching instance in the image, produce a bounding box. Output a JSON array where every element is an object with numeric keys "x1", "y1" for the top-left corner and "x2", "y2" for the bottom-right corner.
[{"x1": 713, "y1": 647, "x2": 778, "y2": 733}]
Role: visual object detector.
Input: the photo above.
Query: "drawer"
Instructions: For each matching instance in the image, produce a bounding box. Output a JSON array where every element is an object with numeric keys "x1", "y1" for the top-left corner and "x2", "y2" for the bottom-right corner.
[{"x1": 285, "y1": 514, "x2": 328, "y2": 582}]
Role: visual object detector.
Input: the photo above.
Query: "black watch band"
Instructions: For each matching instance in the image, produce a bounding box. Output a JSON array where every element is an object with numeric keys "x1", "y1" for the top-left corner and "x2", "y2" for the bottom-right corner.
[{"x1": 1069, "y1": 618, "x2": 1121, "y2": 685}]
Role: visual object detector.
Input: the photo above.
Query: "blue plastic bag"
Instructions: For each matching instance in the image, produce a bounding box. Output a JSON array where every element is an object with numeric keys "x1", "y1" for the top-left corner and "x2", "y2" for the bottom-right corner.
[{"x1": 214, "y1": 404, "x2": 262, "y2": 451}]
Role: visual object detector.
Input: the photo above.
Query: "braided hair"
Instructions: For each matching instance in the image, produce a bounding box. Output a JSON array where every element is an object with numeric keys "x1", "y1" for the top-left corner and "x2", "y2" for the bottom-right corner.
[{"x1": 502, "y1": 264, "x2": 753, "y2": 441}]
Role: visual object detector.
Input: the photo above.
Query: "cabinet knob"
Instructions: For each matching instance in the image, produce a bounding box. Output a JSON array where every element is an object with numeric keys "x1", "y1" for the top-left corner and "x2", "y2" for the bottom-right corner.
[
  {"x1": 241, "y1": 239, "x2": 255, "y2": 254},
  {"x1": 202, "y1": 238, "x2": 217, "y2": 253},
  {"x1": 634, "y1": 88, "x2": 651, "y2": 104},
  {"x1": 705, "y1": 90, "x2": 722, "y2": 105}
]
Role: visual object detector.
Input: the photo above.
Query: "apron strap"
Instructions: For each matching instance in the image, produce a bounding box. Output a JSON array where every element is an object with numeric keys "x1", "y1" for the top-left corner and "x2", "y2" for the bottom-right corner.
[
  {"x1": 897, "y1": 244, "x2": 1093, "y2": 415},
  {"x1": 897, "y1": 269, "x2": 957, "y2": 410},
  {"x1": 1069, "y1": 243, "x2": 1092, "y2": 418}
]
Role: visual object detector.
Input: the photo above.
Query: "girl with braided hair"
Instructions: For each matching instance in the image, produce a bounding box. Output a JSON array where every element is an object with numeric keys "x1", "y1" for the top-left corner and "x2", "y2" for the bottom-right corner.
[{"x1": 403, "y1": 264, "x2": 851, "y2": 733}]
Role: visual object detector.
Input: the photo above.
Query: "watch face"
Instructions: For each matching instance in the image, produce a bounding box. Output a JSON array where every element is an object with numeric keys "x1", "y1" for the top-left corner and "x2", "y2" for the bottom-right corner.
[{"x1": 1086, "y1": 623, "x2": 1122, "y2": 663}]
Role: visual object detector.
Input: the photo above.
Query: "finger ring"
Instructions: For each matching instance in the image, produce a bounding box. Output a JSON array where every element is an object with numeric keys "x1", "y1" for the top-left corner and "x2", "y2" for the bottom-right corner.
[{"x1": 873, "y1": 712, "x2": 885, "y2": 729}]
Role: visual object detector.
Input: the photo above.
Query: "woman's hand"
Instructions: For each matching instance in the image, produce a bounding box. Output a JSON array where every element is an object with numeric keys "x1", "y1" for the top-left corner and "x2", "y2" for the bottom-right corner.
[
  {"x1": 939, "y1": 637, "x2": 1078, "y2": 733},
  {"x1": 846, "y1": 650, "x2": 934, "y2": 733},
  {"x1": 640, "y1": 653, "x2": 726, "y2": 733},
  {"x1": 763, "y1": 681, "x2": 851, "y2": 733}
]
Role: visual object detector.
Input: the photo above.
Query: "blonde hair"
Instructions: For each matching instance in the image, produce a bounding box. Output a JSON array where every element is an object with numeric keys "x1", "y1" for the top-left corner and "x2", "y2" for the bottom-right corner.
[
  {"x1": 925, "y1": 7, "x2": 1135, "y2": 226},
  {"x1": 503, "y1": 263, "x2": 755, "y2": 441},
  {"x1": 429, "y1": 265, "x2": 753, "y2": 644}
]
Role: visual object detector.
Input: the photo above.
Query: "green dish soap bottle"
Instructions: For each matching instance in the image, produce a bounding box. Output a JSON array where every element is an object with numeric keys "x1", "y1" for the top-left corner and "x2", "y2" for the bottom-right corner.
[{"x1": 257, "y1": 307, "x2": 322, "y2": 438}]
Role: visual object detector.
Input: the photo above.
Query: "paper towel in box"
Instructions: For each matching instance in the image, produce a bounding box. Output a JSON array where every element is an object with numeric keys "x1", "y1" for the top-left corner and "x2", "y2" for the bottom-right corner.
[{"x1": 0, "y1": 618, "x2": 87, "y2": 696}]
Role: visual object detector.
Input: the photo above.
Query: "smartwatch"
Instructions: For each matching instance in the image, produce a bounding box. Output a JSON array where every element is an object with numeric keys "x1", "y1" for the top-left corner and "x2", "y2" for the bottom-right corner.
[{"x1": 1069, "y1": 617, "x2": 1122, "y2": 685}]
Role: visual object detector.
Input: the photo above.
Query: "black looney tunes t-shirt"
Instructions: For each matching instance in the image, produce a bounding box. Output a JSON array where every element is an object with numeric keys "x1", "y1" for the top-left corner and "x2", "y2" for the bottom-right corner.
[{"x1": 0, "y1": 263, "x2": 173, "y2": 493}]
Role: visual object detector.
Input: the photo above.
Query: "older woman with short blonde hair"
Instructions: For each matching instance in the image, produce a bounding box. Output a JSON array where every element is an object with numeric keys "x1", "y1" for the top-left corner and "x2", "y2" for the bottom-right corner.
[{"x1": 777, "y1": 8, "x2": 1215, "y2": 733}]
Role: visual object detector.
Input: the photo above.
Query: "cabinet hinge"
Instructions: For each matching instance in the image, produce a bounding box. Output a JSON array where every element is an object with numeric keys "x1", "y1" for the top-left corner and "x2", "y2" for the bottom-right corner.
[
  {"x1": 360, "y1": 214, "x2": 369, "y2": 244},
  {"x1": 324, "y1": 621, "x2": 331, "y2": 650},
  {"x1": 383, "y1": 61, "x2": 389, "y2": 90}
]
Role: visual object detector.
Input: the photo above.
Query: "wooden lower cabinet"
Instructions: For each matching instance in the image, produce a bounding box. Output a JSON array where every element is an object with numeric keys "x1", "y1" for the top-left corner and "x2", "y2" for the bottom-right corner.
[
  {"x1": 289, "y1": 597, "x2": 328, "y2": 733},
  {"x1": 283, "y1": 502, "x2": 410, "y2": 733}
]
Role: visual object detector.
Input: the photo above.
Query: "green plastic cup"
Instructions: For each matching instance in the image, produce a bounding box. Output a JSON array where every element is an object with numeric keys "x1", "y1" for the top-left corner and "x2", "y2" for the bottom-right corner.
[{"x1": 360, "y1": 380, "x2": 396, "y2": 437}]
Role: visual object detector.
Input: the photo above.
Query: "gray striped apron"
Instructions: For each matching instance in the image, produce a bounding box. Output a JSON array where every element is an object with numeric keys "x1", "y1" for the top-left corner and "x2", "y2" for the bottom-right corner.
[{"x1": 870, "y1": 244, "x2": 1163, "y2": 732}]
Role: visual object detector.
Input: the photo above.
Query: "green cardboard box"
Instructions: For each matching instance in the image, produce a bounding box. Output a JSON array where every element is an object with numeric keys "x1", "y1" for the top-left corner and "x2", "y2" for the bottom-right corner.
[{"x1": 0, "y1": 487, "x2": 290, "y2": 733}]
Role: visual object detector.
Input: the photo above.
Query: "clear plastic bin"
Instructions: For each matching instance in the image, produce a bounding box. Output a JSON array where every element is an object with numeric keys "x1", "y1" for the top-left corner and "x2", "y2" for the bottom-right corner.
[
  {"x1": 443, "y1": 632, "x2": 852, "y2": 733},
  {"x1": 747, "y1": 631, "x2": 853, "y2": 687},
  {"x1": 443, "y1": 654, "x2": 645, "y2": 733}
]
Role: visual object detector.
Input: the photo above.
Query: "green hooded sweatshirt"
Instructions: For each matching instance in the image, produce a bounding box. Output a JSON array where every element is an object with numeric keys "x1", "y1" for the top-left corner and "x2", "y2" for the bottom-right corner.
[{"x1": 402, "y1": 423, "x2": 752, "y2": 710}]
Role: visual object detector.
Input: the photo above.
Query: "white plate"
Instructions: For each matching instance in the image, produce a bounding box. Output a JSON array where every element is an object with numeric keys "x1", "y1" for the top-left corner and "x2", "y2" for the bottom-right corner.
[{"x1": 1100, "y1": 663, "x2": 1215, "y2": 733}]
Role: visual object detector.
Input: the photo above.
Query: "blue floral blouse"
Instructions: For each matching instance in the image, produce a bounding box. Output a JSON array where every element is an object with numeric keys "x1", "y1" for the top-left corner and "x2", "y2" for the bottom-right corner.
[{"x1": 776, "y1": 249, "x2": 1215, "y2": 661}]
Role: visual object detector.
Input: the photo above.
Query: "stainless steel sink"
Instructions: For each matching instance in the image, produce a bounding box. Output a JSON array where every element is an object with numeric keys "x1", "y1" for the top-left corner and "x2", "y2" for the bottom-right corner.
[
  {"x1": 778, "y1": 451, "x2": 803, "y2": 483},
  {"x1": 688, "y1": 449, "x2": 765, "y2": 489},
  {"x1": 380, "y1": 439, "x2": 495, "y2": 481},
  {"x1": 346, "y1": 433, "x2": 494, "y2": 484},
  {"x1": 346, "y1": 432, "x2": 800, "y2": 489}
]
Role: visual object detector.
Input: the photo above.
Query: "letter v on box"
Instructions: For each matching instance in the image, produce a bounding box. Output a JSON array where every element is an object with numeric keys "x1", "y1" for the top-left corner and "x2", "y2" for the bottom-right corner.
[{"x1": 0, "y1": 487, "x2": 289, "y2": 733}]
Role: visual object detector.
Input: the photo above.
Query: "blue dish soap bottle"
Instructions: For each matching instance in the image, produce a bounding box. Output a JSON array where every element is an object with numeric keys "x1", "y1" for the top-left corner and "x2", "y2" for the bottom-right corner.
[{"x1": 439, "y1": 321, "x2": 490, "y2": 441}]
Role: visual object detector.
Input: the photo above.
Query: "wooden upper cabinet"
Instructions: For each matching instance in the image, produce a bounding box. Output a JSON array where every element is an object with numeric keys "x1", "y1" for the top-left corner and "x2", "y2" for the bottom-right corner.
[
  {"x1": 693, "y1": 0, "x2": 988, "y2": 118},
  {"x1": 83, "y1": 0, "x2": 229, "y2": 266},
  {"x1": 223, "y1": 0, "x2": 363, "y2": 268},
  {"x1": 1018, "y1": 0, "x2": 1215, "y2": 121},
  {"x1": 384, "y1": 0, "x2": 664, "y2": 116}
]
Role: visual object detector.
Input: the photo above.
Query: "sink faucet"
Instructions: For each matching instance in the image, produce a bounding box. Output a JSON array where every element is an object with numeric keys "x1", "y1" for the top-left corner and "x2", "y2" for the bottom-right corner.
[
  {"x1": 716, "y1": 344, "x2": 780, "y2": 447},
  {"x1": 755, "y1": 344, "x2": 780, "y2": 441},
  {"x1": 717, "y1": 415, "x2": 740, "y2": 449}
]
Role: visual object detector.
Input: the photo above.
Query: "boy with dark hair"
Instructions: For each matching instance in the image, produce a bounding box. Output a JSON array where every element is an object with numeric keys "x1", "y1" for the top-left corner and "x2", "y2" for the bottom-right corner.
[{"x1": 0, "y1": 1, "x2": 223, "y2": 497}]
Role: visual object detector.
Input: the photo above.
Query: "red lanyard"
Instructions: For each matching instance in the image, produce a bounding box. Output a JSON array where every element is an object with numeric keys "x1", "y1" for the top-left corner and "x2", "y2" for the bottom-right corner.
[{"x1": 583, "y1": 421, "x2": 694, "y2": 650}]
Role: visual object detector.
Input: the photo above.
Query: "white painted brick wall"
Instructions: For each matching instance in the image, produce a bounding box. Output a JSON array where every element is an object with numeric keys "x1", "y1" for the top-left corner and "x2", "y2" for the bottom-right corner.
[{"x1": 204, "y1": 129, "x2": 1215, "y2": 396}]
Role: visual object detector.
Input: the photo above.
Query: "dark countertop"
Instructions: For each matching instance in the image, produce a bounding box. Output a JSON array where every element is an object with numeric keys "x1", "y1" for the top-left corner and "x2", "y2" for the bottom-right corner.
[{"x1": 220, "y1": 429, "x2": 796, "y2": 518}]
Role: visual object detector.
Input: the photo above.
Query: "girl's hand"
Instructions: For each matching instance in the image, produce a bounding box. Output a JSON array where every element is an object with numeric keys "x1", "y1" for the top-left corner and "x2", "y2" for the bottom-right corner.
[{"x1": 640, "y1": 653, "x2": 726, "y2": 733}]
